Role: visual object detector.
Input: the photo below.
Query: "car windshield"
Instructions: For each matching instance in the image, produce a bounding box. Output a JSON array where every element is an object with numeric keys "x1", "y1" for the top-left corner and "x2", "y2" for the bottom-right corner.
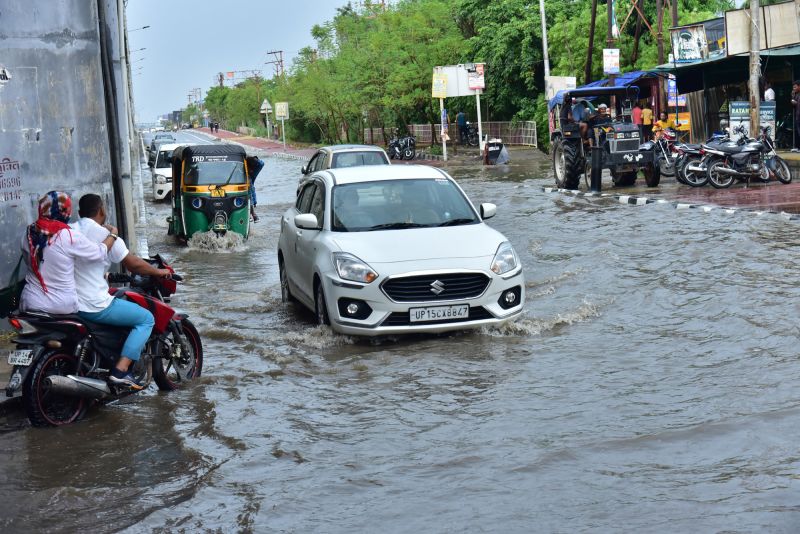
[
  {"x1": 155, "y1": 134, "x2": 174, "y2": 141},
  {"x1": 184, "y1": 161, "x2": 246, "y2": 186},
  {"x1": 155, "y1": 150, "x2": 172, "y2": 168},
  {"x1": 331, "y1": 151, "x2": 388, "y2": 168},
  {"x1": 331, "y1": 178, "x2": 479, "y2": 232}
]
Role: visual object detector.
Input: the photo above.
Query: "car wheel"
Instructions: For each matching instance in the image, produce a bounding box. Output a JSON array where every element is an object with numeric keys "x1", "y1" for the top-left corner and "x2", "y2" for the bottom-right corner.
[
  {"x1": 279, "y1": 257, "x2": 294, "y2": 303},
  {"x1": 315, "y1": 281, "x2": 330, "y2": 326}
]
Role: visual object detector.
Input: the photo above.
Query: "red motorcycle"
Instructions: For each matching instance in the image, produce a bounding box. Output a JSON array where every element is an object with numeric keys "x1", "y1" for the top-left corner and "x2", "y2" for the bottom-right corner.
[{"x1": 5, "y1": 255, "x2": 203, "y2": 427}]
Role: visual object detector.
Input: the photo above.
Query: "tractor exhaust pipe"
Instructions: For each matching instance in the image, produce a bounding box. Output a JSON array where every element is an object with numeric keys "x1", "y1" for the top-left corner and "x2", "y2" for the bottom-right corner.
[{"x1": 46, "y1": 375, "x2": 111, "y2": 399}]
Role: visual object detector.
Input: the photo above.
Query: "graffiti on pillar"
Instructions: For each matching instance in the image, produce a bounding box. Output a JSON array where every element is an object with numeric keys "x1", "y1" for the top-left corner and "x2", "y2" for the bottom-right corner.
[{"x1": 0, "y1": 157, "x2": 23, "y2": 203}]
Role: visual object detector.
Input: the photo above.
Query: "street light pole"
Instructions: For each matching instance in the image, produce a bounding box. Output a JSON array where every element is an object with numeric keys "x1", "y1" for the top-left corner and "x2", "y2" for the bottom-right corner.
[
  {"x1": 539, "y1": 0, "x2": 550, "y2": 96},
  {"x1": 128, "y1": 25, "x2": 150, "y2": 32}
]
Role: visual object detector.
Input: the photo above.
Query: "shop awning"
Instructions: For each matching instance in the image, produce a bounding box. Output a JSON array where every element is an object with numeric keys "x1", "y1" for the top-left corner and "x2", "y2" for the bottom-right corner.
[
  {"x1": 653, "y1": 44, "x2": 800, "y2": 93},
  {"x1": 548, "y1": 70, "x2": 656, "y2": 110}
]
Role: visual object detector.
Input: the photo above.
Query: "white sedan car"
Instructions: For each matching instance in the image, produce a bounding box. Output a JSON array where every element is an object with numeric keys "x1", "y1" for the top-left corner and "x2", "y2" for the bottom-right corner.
[{"x1": 277, "y1": 165, "x2": 525, "y2": 336}]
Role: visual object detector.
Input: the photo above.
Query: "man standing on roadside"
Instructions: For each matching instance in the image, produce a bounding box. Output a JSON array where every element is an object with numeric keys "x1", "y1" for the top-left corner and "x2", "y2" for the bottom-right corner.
[
  {"x1": 632, "y1": 102, "x2": 643, "y2": 139},
  {"x1": 456, "y1": 110, "x2": 467, "y2": 145},
  {"x1": 791, "y1": 81, "x2": 800, "y2": 152},
  {"x1": 641, "y1": 103, "x2": 654, "y2": 141}
]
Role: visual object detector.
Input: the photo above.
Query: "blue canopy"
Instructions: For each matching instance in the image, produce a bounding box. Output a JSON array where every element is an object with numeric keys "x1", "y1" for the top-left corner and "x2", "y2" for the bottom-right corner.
[{"x1": 548, "y1": 70, "x2": 655, "y2": 110}]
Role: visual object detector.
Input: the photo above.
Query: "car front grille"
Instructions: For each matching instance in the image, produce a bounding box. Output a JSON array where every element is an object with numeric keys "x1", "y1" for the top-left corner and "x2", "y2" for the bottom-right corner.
[
  {"x1": 381, "y1": 272, "x2": 491, "y2": 302},
  {"x1": 611, "y1": 138, "x2": 641, "y2": 153},
  {"x1": 381, "y1": 306, "x2": 493, "y2": 327}
]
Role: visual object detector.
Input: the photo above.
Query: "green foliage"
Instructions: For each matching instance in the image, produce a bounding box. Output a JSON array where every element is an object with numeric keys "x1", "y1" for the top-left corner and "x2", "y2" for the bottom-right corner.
[{"x1": 200, "y1": 0, "x2": 734, "y2": 148}]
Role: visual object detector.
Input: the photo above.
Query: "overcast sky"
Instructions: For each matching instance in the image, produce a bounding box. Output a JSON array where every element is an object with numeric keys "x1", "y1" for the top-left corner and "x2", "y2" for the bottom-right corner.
[{"x1": 125, "y1": 0, "x2": 345, "y2": 122}]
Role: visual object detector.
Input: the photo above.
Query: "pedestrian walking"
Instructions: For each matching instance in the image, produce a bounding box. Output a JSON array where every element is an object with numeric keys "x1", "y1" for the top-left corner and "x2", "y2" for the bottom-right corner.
[
  {"x1": 246, "y1": 156, "x2": 264, "y2": 222},
  {"x1": 641, "y1": 103, "x2": 654, "y2": 141},
  {"x1": 791, "y1": 81, "x2": 800, "y2": 152}
]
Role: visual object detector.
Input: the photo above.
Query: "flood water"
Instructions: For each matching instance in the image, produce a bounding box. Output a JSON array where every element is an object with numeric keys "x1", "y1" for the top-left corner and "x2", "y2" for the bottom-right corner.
[{"x1": 3, "y1": 147, "x2": 800, "y2": 533}]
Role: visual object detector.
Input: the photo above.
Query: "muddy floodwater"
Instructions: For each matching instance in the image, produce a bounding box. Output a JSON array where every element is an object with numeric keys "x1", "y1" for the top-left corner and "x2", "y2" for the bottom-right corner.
[{"x1": 3, "y1": 153, "x2": 800, "y2": 533}]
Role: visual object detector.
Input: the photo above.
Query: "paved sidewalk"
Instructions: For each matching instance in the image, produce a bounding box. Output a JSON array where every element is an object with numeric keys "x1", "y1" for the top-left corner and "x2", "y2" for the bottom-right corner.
[{"x1": 197, "y1": 127, "x2": 316, "y2": 160}]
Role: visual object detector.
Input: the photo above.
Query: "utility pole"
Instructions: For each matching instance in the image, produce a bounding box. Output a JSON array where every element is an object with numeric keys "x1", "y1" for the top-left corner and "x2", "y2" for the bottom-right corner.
[
  {"x1": 607, "y1": 0, "x2": 616, "y2": 108},
  {"x1": 749, "y1": 0, "x2": 761, "y2": 133},
  {"x1": 266, "y1": 50, "x2": 284, "y2": 77},
  {"x1": 656, "y1": 0, "x2": 664, "y2": 65},
  {"x1": 670, "y1": 0, "x2": 678, "y2": 27},
  {"x1": 585, "y1": 0, "x2": 597, "y2": 84},
  {"x1": 538, "y1": 0, "x2": 550, "y2": 96}
]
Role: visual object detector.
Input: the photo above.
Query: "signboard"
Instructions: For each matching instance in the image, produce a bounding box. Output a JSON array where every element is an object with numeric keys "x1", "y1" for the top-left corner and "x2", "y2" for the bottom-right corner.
[
  {"x1": 725, "y1": 2, "x2": 800, "y2": 56},
  {"x1": 432, "y1": 72, "x2": 447, "y2": 98},
  {"x1": 432, "y1": 64, "x2": 485, "y2": 98},
  {"x1": 667, "y1": 76, "x2": 686, "y2": 107},
  {"x1": 275, "y1": 102, "x2": 289, "y2": 120},
  {"x1": 467, "y1": 63, "x2": 485, "y2": 91},
  {"x1": 260, "y1": 99, "x2": 272, "y2": 114},
  {"x1": 728, "y1": 100, "x2": 776, "y2": 138},
  {"x1": 603, "y1": 49, "x2": 620, "y2": 75},
  {"x1": 546, "y1": 75, "x2": 577, "y2": 100},
  {"x1": 671, "y1": 24, "x2": 708, "y2": 62}
]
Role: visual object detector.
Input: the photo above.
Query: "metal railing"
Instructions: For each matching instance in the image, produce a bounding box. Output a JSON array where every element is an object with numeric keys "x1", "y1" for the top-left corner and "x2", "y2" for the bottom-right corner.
[{"x1": 363, "y1": 121, "x2": 537, "y2": 147}]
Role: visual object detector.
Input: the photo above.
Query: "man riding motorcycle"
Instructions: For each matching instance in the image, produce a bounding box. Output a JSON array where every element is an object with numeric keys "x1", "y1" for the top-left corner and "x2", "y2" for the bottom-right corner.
[{"x1": 71, "y1": 194, "x2": 171, "y2": 390}]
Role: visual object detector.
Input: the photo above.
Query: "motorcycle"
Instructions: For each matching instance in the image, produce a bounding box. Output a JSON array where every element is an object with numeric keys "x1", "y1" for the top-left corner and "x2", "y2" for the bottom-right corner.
[
  {"x1": 465, "y1": 122, "x2": 480, "y2": 147},
  {"x1": 648, "y1": 128, "x2": 679, "y2": 178},
  {"x1": 5, "y1": 254, "x2": 203, "y2": 427},
  {"x1": 703, "y1": 124, "x2": 792, "y2": 189},
  {"x1": 674, "y1": 131, "x2": 730, "y2": 187},
  {"x1": 387, "y1": 131, "x2": 416, "y2": 160}
]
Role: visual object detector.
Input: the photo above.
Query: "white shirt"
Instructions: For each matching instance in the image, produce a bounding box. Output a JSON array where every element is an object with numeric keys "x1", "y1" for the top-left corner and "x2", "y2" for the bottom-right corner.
[
  {"x1": 70, "y1": 218, "x2": 130, "y2": 313},
  {"x1": 764, "y1": 88, "x2": 775, "y2": 101},
  {"x1": 20, "y1": 227, "x2": 109, "y2": 315}
]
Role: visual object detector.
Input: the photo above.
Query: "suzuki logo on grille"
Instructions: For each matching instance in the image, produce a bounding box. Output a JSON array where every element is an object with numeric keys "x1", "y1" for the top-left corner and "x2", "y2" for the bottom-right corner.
[{"x1": 430, "y1": 280, "x2": 445, "y2": 295}]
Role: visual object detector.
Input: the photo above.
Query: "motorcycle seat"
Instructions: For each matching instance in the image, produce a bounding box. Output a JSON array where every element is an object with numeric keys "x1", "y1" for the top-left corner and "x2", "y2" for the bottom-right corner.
[{"x1": 703, "y1": 143, "x2": 744, "y2": 154}]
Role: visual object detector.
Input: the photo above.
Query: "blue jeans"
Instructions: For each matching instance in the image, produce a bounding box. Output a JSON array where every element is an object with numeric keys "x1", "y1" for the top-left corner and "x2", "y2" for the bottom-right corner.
[
  {"x1": 249, "y1": 184, "x2": 257, "y2": 206},
  {"x1": 79, "y1": 299, "x2": 155, "y2": 361}
]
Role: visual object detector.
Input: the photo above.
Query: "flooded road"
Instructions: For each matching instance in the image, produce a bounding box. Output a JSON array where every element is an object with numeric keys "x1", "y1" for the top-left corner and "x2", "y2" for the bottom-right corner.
[{"x1": 3, "y1": 145, "x2": 800, "y2": 533}]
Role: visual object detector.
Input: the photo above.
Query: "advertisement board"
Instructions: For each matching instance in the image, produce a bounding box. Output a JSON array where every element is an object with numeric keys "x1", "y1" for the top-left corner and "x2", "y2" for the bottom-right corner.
[
  {"x1": 671, "y1": 24, "x2": 708, "y2": 62},
  {"x1": 603, "y1": 49, "x2": 619, "y2": 75},
  {"x1": 728, "y1": 101, "x2": 776, "y2": 138},
  {"x1": 546, "y1": 75, "x2": 577, "y2": 100},
  {"x1": 432, "y1": 64, "x2": 486, "y2": 98},
  {"x1": 667, "y1": 76, "x2": 686, "y2": 107}
]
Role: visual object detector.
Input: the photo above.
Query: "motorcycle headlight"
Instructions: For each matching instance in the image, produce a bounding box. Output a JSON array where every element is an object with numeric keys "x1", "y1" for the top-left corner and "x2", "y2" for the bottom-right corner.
[
  {"x1": 333, "y1": 252, "x2": 378, "y2": 283},
  {"x1": 490, "y1": 241, "x2": 519, "y2": 275}
]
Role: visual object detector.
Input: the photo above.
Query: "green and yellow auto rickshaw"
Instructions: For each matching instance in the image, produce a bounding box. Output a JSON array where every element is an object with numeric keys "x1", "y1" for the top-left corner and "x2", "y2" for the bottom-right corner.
[{"x1": 167, "y1": 144, "x2": 251, "y2": 242}]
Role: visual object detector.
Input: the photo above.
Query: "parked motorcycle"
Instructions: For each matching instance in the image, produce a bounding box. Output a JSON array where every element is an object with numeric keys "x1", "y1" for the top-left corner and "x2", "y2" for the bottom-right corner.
[
  {"x1": 388, "y1": 131, "x2": 416, "y2": 160},
  {"x1": 465, "y1": 122, "x2": 480, "y2": 147},
  {"x1": 5, "y1": 255, "x2": 203, "y2": 427},
  {"x1": 674, "y1": 131, "x2": 729, "y2": 187},
  {"x1": 703, "y1": 124, "x2": 792, "y2": 189}
]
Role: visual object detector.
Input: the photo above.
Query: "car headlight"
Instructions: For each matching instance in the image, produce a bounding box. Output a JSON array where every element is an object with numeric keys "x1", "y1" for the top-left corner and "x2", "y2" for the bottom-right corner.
[
  {"x1": 490, "y1": 241, "x2": 519, "y2": 275},
  {"x1": 155, "y1": 174, "x2": 167, "y2": 183},
  {"x1": 333, "y1": 252, "x2": 378, "y2": 283}
]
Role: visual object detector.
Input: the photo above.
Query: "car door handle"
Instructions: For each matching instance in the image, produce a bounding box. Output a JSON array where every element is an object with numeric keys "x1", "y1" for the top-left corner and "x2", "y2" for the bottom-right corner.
[{"x1": 296, "y1": 230, "x2": 302, "y2": 237}]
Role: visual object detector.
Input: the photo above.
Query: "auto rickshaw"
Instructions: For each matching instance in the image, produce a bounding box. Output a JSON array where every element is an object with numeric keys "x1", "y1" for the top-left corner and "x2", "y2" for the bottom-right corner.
[{"x1": 167, "y1": 144, "x2": 251, "y2": 242}]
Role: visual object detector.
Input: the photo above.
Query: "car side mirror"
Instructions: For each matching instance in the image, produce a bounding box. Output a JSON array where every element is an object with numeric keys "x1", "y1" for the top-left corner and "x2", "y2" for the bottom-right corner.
[
  {"x1": 148, "y1": 162, "x2": 154, "y2": 168},
  {"x1": 480, "y1": 203, "x2": 496, "y2": 220},
  {"x1": 301, "y1": 165, "x2": 308, "y2": 175},
  {"x1": 295, "y1": 213, "x2": 319, "y2": 230}
]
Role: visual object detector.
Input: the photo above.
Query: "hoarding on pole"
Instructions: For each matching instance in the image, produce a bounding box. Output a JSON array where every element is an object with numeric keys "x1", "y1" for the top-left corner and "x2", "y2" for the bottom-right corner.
[
  {"x1": 431, "y1": 64, "x2": 486, "y2": 98},
  {"x1": 729, "y1": 100, "x2": 776, "y2": 138},
  {"x1": 603, "y1": 49, "x2": 620, "y2": 75},
  {"x1": 275, "y1": 102, "x2": 289, "y2": 120}
]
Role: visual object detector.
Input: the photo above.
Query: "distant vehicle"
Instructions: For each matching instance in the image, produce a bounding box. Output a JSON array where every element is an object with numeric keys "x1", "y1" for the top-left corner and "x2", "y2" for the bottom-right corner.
[
  {"x1": 148, "y1": 142, "x2": 186, "y2": 201},
  {"x1": 301, "y1": 145, "x2": 390, "y2": 175},
  {"x1": 278, "y1": 164, "x2": 525, "y2": 336},
  {"x1": 167, "y1": 144, "x2": 252, "y2": 242},
  {"x1": 149, "y1": 132, "x2": 176, "y2": 154},
  {"x1": 387, "y1": 132, "x2": 416, "y2": 160}
]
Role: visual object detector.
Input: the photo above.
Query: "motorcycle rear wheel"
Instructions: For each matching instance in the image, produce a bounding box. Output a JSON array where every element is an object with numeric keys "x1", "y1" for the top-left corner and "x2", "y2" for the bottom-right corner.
[
  {"x1": 681, "y1": 155, "x2": 708, "y2": 187},
  {"x1": 467, "y1": 133, "x2": 479, "y2": 147},
  {"x1": 707, "y1": 160, "x2": 735, "y2": 189},
  {"x1": 153, "y1": 319, "x2": 203, "y2": 391},
  {"x1": 22, "y1": 351, "x2": 86, "y2": 427},
  {"x1": 403, "y1": 147, "x2": 415, "y2": 160}
]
